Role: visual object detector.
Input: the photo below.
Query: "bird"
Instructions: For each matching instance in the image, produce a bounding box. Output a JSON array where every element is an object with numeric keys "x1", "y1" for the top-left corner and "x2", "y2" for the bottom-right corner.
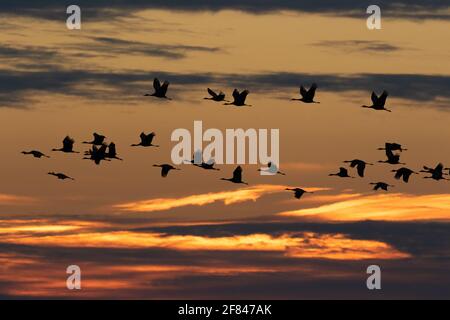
[
  {"x1": 361, "y1": 90, "x2": 391, "y2": 112},
  {"x1": 378, "y1": 149, "x2": 405, "y2": 165},
  {"x1": 377, "y1": 142, "x2": 407, "y2": 153},
  {"x1": 52, "y1": 136, "x2": 79, "y2": 153},
  {"x1": 131, "y1": 132, "x2": 159, "y2": 147},
  {"x1": 257, "y1": 162, "x2": 286, "y2": 175},
  {"x1": 420, "y1": 163, "x2": 448, "y2": 181},
  {"x1": 21, "y1": 150, "x2": 49, "y2": 158},
  {"x1": 291, "y1": 83, "x2": 319, "y2": 103},
  {"x1": 285, "y1": 188, "x2": 313, "y2": 199},
  {"x1": 343, "y1": 159, "x2": 373, "y2": 177},
  {"x1": 83, "y1": 133, "x2": 106, "y2": 145},
  {"x1": 204, "y1": 88, "x2": 226, "y2": 102},
  {"x1": 221, "y1": 166, "x2": 248, "y2": 184},
  {"x1": 105, "y1": 142, "x2": 123, "y2": 161},
  {"x1": 153, "y1": 164, "x2": 180, "y2": 177},
  {"x1": 224, "y1": 89, "x2": 251, "y2": 106},
  {"x1": 145, "y1": 78, "x2": 170, "y2": 99},
  {"x1": 48, "y1": 172, "x2": 74, "y2": 180},
  {"x1": 83, "y1": 144, "x2": 110, "y2": 165},
  {"x1": 392, "y1": 167, "x2": 418, "y2": 183},
  {"x1": 329, "y1": 167, "x2": 354, "y2": 178},
  {"x1": 370, "y1": 182, "x2": 394, "y2": 191}
]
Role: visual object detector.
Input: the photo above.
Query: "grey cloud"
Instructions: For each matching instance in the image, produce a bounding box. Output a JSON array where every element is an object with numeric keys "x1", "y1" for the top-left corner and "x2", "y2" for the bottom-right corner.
[{"x1": 312, "y1": 40, "x2": 403, "y2": 53}]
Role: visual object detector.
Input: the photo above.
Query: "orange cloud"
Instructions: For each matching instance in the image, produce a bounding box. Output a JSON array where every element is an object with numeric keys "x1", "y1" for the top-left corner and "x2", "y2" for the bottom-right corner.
[
  {"x1": 279, "y1": 193, "x2": 450, "y2": 221},
  {"x1": 0, "y1": 193, "x2": 36, "y2": 205},
  {"x1": 114, "y1": 184, "x2": 287, "y2": 212}
]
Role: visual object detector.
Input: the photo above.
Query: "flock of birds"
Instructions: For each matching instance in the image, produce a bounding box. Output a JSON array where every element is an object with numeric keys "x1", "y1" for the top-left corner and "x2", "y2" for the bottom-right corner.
[{"x1": 21, "y1": 78, "x2": 449, "y2": 200}]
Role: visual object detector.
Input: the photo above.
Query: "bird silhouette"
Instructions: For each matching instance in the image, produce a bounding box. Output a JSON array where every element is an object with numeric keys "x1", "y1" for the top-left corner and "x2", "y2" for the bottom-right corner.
[
  {"x1": 392, "y1": 167, "x2": 418, "y2": 183},
  {"x1": 257, "y1": 162, "x2": 286, "y2": 175},
  {"x1": 48, "y1": 172, "x2": 74, "y2": 180},
  {"x1": 105, "y1": 142, "x2": 123, "y2": 161},
  {"x1": 221, "y1": 166, "x2": 248, "y2": 184},
  {"x1": 83, "y1": 133, "x2": 106, "y2": 145},
  {"x1": 291, "y1": 83, "x2": 319, "y2": 103},
  {"x1": 204, "y1": 88, "x2": 226, "y2": 102},
  {"x1": 83, "y1": 144, "x2": 110, "y2": 165},
  {"x1": 370, "y1": 182, "x2": 394, "y2": 191},
  {"x1": 378, "y1": 149, "x2": 405, "y2": 165},
  {"x1": 343, "y1": 159, "x2": 373, "y2": 177},
  {"x1": 224, "y1": 89, "x2": 251, "y2": 106},
  {"x1": 153, "y1": 164, "x2": 180, "y2": 177},
  {"x1": 21, "y1": 150, "x2": 49, "y2": 158},
  {"x1": 131, "y1": 132, "x2": 159, "y2": 147},
  {"x1": 329, "y1": 167, "x2": 354, "y2": 178},
  {"x1": 362, "y1": 90, "x2": 391, "y2": 112},
  {"x1": 420, "y1": 163, "x2": 448, "y2": 181},
  {"x1": 285, "y1": 188, "x2": 313, "y2": 199},
  {"x1": 377, "y1": 142, "x2": 407, "y2": 153},
  {"x1": 52, "y1": 136, "x2": 79, "y2": 153},
  {"x1": 145, "y1": 78, "x2": 170, "y2": 99}
]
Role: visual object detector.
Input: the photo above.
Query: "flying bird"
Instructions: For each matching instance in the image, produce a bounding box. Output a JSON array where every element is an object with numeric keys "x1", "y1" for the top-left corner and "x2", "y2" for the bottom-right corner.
[
  {"x1": 343, "y1": 159, "x2": 373, "y2": 177},
  {"x1": 204, "y1": 88, "x2": 226, "y2": 102},
  {"x1": 52, "y1": 136, "x2": 79, "y2": 153},
  {"x1": 257, "y1": 162, "x2": 286, "y2": 175},
  {"x1": 392, "y1": 167, "x2": 418, "y2": 183},
  {"x1": 21, "y1": 150, "x2": 50, "y2": 158},
  {"x1": 224, "y1": 89, "x2": 251, "y2": 107},
  {"x1": 378, "y1": 149, "x2": 405, "y2": 165},
  {"x1": 48, "y1": 172, "x2": 74, "y2": 180},
  {"x1": 329, "y1": 167, "x2": 354, "y2": 178},
  {"x1": 105, "y1": 142, "x2": 123, "y2": 161},
  {"x1": 361, "y1": 90, "x2": 391, "y2": 112},
  {"x1": 83, "y1": 133, "x2": 106, "y2": 146},
  {"x1": 420, "y1": 163, "x2": 448, "y2": 181},
  {"x1": 153, "y1": 164, "x2": 180, "y2": 177},
  {"x1": 285, "y1": 188, "x2": 313, "y2": 199},
  {"x1": 131, "y1": 132, "x2": 159, "y2": 147},
  {"x1": 83, "y1": 144, "x2": 110, "y2": 165},
  {"x1": 370, "y1": 182, "x2": 394, "y2": 191},
  {"x1": 221, "y1": 166, "x2": 248, "y2": 184},
  {"x1": 292, "y1": 83, "x2": 319, "y2": 103},
  {"x1": 378, "y1": 142, "x2": 407, "y2": 153},
  {"x1": 145, "y1": 78, "x2": 170, "y2": 99}
]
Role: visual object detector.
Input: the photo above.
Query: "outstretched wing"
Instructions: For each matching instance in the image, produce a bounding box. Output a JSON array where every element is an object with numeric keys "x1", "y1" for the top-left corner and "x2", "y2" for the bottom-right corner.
[
  {"x1": 160, "y1": 81, "x2": 170, "y2": 95},
  {"x1": 108, "y1": 142, "x2": 117, "y2": 156},
  {"x1": 300, "y1": 86, "x2": 308, "y2": 98},
  {"x1": 378, "y1": 90, "x2": 388, "y2": 106},
  {"x1": 394, "y1": 170, "x2": 403, "y2": 180},
  {"x1": 307, "y1": 83, "x2": 317, "y2": 98},
  {"x1": 161, "y1": 166, "x2": 170, "y2": 177},
  {"x1": 232, "y1": 166, "x2": 243, "y2": 181},
  {"x1": 238, "y1": 90, "x2": 249, "y2": 104},
  {"x1": 371, "y1": 91, "x2": 378, "y2": 105},
  {"x1": 153, "y1": 78, "x2": 161, "y2": 91},
  {"x1": 147, "y1": 132, "x2": 156, "y2": 144},
  {"x1": 435, "y1": 163, "x2": 444, "y2": 172},
  {"x1": 207, "y1": 88, "x2": 217, "y2": 98},
  {"x1": 232, "y1": 89, "x2": 240, "y2": 102},
  {"x1": 356, "y1": 162, "x2": 366, "y2": 177}
]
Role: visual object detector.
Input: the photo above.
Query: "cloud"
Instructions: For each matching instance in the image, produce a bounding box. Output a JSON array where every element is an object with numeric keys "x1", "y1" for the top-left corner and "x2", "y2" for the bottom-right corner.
[
  {"x1": 0, "y1": 1, "x2": 448, "y2": 20},
  {"x1": 312, "y1": 40, "x2": 403, "y2": 53},
  {"x1": 0, "y1": 194, "x2": 36, "y2": 205},
  {"x1": 114, "y1": 184, "x2": 288, "y2": 212},
  {"x1": 278, "y1": 193, "x2": 450, "y2": 221}
]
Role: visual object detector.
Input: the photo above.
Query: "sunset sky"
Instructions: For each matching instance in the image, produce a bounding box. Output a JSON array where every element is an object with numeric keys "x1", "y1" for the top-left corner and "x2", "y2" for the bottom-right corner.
[{"x1": 0, "y1": 1, "x2": 449, "y2": 299}]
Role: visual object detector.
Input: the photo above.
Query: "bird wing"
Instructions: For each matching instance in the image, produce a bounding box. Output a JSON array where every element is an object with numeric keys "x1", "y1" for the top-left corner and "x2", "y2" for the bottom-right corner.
[
  {"x1": 371, "y1": 91, "x2": 378, "y2": 105},
  {"x1": 139, "y1": 132, "x2": 146, "y2": 142},
  {"x1": 435, "y1": 163, "x2": 444, "y2": 172},
  {"x1": 63, "y1": 136, "x2": 74, "y2": 149},
  {"x1": 339, "y1": 167, "x2": 348, "y2": 175},
  {"x1": 294, "y1": 190, "x2": 303, "y2": 199},
  {"x1": 108, "y1": 143, "x2": 116, "y2": 156},
  {"x1": 147, "y1": 132, "x2": 156, "y2": 143},
  {"x1": 161, "y1": 81, "x2": 170, "y2": 95},
  {"x1": 378, "y1": 90, "x2": 388, "y2": 106},
  {"x1": 394, "y1": 170, "x2": 403, "y2": 180},
  {"x1": 232, "y1": 89, "x2": 240, "y2": 102},
  {"x1": 300, "y1": 86, "x2": 308, "y2": 98},
  {"x1": 238, "y1": 90, "x2": 249, "y2": 104},
  {"x1": 356, "y1": 162, "x2": 366, "y2": 177},
  {"x1": 207, "y1": 88, "x2": 217, "y2": 98},
  {"x1": 161, "y1": 166, "x2": 170, "y2": 177},
  {"x1": 233, "y1": 166, "x2": 243, "y2": 181},
  {"x1": 307, "y1": 83, "x2": 317, "y2": 99},
  {"x1": 153, "y1": 78, "x2": 161, "y2": 91}
]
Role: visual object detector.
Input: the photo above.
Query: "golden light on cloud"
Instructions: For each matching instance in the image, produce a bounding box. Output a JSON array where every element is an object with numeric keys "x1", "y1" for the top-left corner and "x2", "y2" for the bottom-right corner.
[
  {"x1": 0, "y1": 193, "x2": 36, "y2": 205},
  {"x1": 114, "y1": 184, "x2": 287, "y2": 212},
  {"x1": 279, "y1": 193, "x2": 450, "y2": 221}
]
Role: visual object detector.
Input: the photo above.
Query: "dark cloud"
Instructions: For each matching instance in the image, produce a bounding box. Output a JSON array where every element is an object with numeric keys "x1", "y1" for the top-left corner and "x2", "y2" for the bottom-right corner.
[
  {"x1": 1, "y1": 67, "x2": 449, "y2": 108},
  {"x1": 0, "y1": 1, "x2": 448, "y2": 20},
  {"x1": 312, "y1": 40, "x2": 403, "y2": 53}
]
